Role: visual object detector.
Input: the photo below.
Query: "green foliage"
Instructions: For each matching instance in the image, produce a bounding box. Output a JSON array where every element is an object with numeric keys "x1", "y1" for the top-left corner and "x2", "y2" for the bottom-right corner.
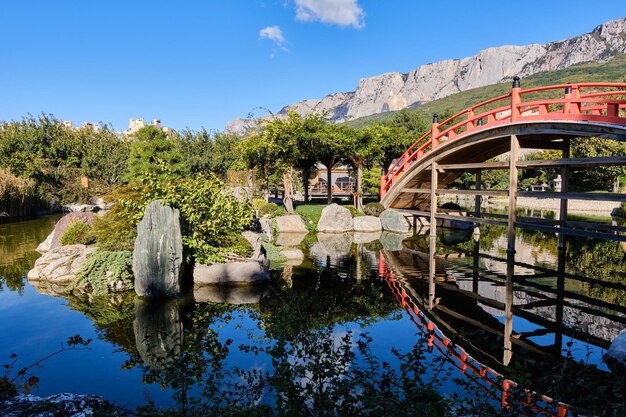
[
  {"x1": 177, "y1": 129, "x2": 243, "y2": 178},
  {"x1": 257, "y1": 202, "x2": 281, "y2": 217},
  {"x1": 261, "y1": 240, "x2": 288, "y2": 263},
  {"x1": 125, "y1": 126, "x2": 187, "y2": 183},
  {"x1": 0, "y1": 168, "x2": 39, "y2": 217},
  {"x1": 69, "y1": 251, "x2": 134, "y2": 296},
  {"x1": 571, "y1": 137, "x2": 626, "y2": 191},
  {"x1": 616, "y1": 202, "x2": 626, "y2": 217},
  {"x1": 295, "y1": 204, "x2": 325, "y2": 232},
  {"x1": 118, "y1": 165, "x2": 254, "y2": 263},
  {"x1": 60, "y1": 221, "x2": 96, "y2": 246},
  {"x1": 347, "y1": 206, "x2": 364, "y2": 217},
  {"x1": 93, "y1": 185, "x2": 144, "y2": 251},
  {"x1": 363, "y1": 202, "x2": 385, "y2": 217}
]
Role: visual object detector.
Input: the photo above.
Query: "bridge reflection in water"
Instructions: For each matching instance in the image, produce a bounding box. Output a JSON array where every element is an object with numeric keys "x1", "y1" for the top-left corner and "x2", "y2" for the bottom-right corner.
[{"x1": 376, "y1": 229, "x2": 625, "y2": 416}]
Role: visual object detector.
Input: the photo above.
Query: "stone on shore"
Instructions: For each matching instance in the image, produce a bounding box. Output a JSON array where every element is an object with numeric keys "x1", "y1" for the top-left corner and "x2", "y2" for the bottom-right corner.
[
  {"x1": 317, "y1": 203, "x2": 353, "y2": 232},
  {"x1": 27, "y1": 244, "x2": 96, "y2": 283},
  {"x1": 353, "y1": 215, "x2": 382, "y2": 232},
  {"x1": 37, "y1": 211, "x2": 96, "y2": 253},
  {"x1": 380, "y1": 210, "x2": 411, "y2": 233},
  {"x1": 133, "y1": 200, "x2": 185, "y2": 298},
  {"x1": 275, "y1": 215, "x2": 308, "y2": 233}
]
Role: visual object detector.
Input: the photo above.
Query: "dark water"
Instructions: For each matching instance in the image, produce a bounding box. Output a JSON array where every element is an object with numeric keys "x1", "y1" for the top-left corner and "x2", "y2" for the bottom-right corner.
[{"x1": 0, "y1": 215, "x2": 624, "y2": 414}]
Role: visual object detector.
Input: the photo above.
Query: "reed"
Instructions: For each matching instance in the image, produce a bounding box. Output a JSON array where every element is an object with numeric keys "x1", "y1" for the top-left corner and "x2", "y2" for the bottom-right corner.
[{"x1": 0, "y1": 168, "x2": 39, "y2": 218}]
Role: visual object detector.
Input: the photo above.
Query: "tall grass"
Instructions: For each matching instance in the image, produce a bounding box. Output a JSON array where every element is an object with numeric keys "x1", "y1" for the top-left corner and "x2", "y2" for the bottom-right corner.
[{"x1": 0, "y1": 168, "x2": 39, "y2": 218}]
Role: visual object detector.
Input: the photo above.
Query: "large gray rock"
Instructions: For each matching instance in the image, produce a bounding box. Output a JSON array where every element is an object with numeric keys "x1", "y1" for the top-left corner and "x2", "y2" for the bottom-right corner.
[
  {"x1": 317, "y1": 203, "x2": 353, "y2": 232},
  {"x1": 380, "y1": 210, "x2": 411, "y2": 233},
  {"x1": 275, "y1": 215, "x2": 308, "y2": 233},
  {"x1": 37, "y1": 211, "x2": 96, "y2": 253},
  {"x1": 27, "y1": 244, "x2": 96, "y2": 283},
  {"x1": 133, "y1": 200, "x2": 185, "y2": 298},
  {"x1": 353, "y1": 215, "x2": 382, "y2": 232},
  {"x1": 194, "y1": 284, "x2": 269, "y2": 304},
  {"x1": 193, "y1": 261, "x2": 269, "y2": 285}
]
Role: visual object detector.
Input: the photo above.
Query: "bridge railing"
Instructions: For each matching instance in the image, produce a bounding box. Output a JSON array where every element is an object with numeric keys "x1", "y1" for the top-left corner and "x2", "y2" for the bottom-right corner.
[{"x1": 380, "y1": 81, "x2": 626, "y2": 198}]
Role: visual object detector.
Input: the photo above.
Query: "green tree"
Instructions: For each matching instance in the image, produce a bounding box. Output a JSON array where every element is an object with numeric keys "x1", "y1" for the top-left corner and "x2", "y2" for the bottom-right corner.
[
  {"x1": 571, "y1": 137, "x2": 626, "y2": 191},
  {"x1": 124, "y1": 125, "x2": 186, "y2": 183}
]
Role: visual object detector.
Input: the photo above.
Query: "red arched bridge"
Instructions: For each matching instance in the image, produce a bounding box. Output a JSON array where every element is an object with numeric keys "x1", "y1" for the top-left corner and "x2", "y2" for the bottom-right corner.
[{"x1": 379, "y1": 79, "x2": 626, "y2": 250}]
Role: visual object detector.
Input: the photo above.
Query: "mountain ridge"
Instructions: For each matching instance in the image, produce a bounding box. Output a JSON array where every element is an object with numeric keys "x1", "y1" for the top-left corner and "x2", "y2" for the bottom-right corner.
[{"x1": 225, "y1": 17, "x2": 626, "y2": 136}]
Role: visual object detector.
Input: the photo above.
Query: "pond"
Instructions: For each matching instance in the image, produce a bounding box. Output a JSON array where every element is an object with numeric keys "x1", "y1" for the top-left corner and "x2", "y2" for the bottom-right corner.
[{"x1": 0, "y1": 215, "x2": 624, "y2": 415}]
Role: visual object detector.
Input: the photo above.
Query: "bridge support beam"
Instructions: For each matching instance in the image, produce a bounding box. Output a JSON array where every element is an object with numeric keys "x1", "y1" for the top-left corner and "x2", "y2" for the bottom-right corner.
[
  {"x1": 507, "y1": 135, "x2": 519, "y2": 253},
  {"x1": 430, "y1": 161, "x2": 438, "y2": 238},
  {"x1": 474, "y1": 169, "x2": 482, "y2": 235}
]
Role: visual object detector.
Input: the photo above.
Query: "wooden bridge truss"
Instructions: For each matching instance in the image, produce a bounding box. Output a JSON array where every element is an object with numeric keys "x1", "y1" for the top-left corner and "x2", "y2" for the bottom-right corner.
[{"x1": 380, "y1": 80, "x2": 626, "y2": 252}]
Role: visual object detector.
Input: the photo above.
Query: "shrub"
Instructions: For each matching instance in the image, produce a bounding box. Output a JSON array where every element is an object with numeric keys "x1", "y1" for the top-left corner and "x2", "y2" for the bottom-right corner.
[
  {"x1": 347, "y1": 206, "x2": 364, "y2": 218},
  {"x1": 363, "y1": 202, "x2": 385, "y2": 217},
  {"x1": 69, "y1": 251, "x2": 134, "y2": 296},
  {"x1": 616, "y1": 202, "x2": 626, "y2": 218},
  {"x1": 258, "y1": 202, "x2": 280, "y2": 217},
  {"x1": 60, "y1": 221, "x2": 96, "y2": 245}
]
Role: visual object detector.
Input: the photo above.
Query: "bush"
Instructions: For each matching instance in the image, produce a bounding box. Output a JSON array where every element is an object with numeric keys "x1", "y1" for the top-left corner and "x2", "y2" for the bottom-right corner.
[
  {"x1": 60, "y1": 221, "x2": 96, "y2": 245},
  {"x1": 363, "y1": 202, "x2": 385, "y2": 217},
  {"x1": 252, "y1": 198, "x2": 267, "y2": 213},
  {"x1": 616, "y1": 202, "x2": 626, "y2": 218},
  {"x1": 347, "y1": 206, "x2": 364, "y2": 218},
  {"x1": 69, "y1": 250, "x2": 134, "y2": 296},
  {"x1": 258, "y1": 202, "x2": 280, "y2": 217},
  {"x1": 93, "y1": 184, "x2": 144, "y2": 251}
]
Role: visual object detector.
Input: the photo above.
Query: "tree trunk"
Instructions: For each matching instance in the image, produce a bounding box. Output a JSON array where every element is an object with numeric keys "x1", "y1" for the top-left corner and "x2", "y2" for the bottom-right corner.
[
  {"x1": 356, "y1": 157, "x2": 363, "y2": 211},
  {"x1": 613, "y1": 176, "x2": 620, "y2": 193},
  {"x1": 303, "y1": 166, "x2": 310, "y2": 203},
  {"x1": 325, "y1": 157, "x2": 334, "y2": 205},
  {"x1": 283, "y1": 166, "x2": 295, "y2": 213}
]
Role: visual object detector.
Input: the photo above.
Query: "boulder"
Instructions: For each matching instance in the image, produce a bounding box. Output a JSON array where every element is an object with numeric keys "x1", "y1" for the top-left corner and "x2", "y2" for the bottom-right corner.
[
  {"x1": 194, "y1": 284, "x2": 269, "y2": 304},
  {"x1": 380, "y1": 231, "x2": 410, "y2": 251},
  {"x1": 257, "y1": 217, "x2": 273, "y2": 240},
  {"x1": 1, "y1": 393, "x2": 121, "y2": 417},
  {"x1": 133, "y1": 200, "x2": 185, "y2": 298},
  {"x1": 276, "y1": 232, "x2": 307, "y2": 247},
  {"x1": 37, "y1": 211, "x2": 96, "y2": 253},
  {"x1": 275, "y1": 215, "x2": 308, "y2": 233},
  {"x1": 241, "y1": 231, "x2": 266, "y2": 260},
  {"x1": 605, "y1": 330, "x2": 626, "y2": 373},
  {"x1": 380, "y1": 210, "x2": 411, "y2": 233},
  {"x1": 353, "y1": 215, "x2": 382, "y2": 232},
  {"x1": 27, "y1": 244, "x2": 96, "y2": 283},
  {"x1": 193, "y1": 261, "x2": 269, "y2": 285},
  {"x1": 317, "y1": 203, "x2": 353, "y2": 232}
]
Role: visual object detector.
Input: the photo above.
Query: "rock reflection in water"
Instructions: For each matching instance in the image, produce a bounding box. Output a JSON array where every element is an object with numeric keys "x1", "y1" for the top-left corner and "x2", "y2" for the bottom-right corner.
[
  {"x1": 193, "y1": 284, "x2": 269, "y2": 304},
  {"x1": 133, "y1": 298, "x2": 184, "y2": 370}
]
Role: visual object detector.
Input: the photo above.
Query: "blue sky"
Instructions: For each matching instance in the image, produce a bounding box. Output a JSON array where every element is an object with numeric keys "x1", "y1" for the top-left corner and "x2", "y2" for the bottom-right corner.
[{"x1": 1, "y1": 1, "x2": 624, "y2": 132}]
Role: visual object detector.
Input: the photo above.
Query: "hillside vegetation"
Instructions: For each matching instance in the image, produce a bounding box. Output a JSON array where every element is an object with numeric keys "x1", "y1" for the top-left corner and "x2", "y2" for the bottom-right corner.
[{"x1": 349, "y1": 54, "x2": 626, "y2": 129}]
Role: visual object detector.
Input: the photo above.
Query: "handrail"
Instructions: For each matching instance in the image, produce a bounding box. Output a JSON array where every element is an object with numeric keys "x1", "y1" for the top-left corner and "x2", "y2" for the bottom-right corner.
[{"x1": 380, "y1": 81, "x2": 626, "y2": 198}]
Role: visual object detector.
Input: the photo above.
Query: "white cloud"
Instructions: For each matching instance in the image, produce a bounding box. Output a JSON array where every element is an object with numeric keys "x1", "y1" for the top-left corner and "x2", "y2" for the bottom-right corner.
[
  {"x1": 259, "y1": 25, "x2": 289, "y2": 51},
  {"x1": 294, "y1": 0, "x2": 365, "y2": 29}
]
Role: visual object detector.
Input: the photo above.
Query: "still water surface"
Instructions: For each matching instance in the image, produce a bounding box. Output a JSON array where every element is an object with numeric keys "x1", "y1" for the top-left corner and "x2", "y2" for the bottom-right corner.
[{"x1": 0, "y1": 215, "x2": 624, "y2": 412}]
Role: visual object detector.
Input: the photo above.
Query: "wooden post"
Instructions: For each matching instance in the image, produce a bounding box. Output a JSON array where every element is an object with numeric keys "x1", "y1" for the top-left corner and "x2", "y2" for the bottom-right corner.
[
  {"x1": 559, "y1": 139, "x2": 570, "y2": 250},
  {"x1": 474, "y1": 169, "x2": 482, "y2": 234},
  {"x1": 430, "y1": 161, "x2": 438, "y2": 237},
  {"x1": 554, "y1": 236, "x2": 566, "y2": 352},
  {"x1": 507, "y1": 135, "x2": 519, "y2": 253},
  {"x1": 472, "y1": 234, "x2": 479, "y2": 293}
]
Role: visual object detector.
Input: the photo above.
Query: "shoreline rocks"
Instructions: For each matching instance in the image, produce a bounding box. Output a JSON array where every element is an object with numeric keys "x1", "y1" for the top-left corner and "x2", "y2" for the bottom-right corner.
[
  {"x1": 275, "y1": 215, "x2": 308, "y2": 233},
  {"x1": 27, "y1": 244, "x2": 96, "y2": 283},
  {"x1": 353, "y1": 215, "x2": 382, "y2": 232},
  {"x1": 380, "y1": 210, "x2": 411, "y2": 233},
  {"x1": 37, "y1": 212, "x2": 96, "y2": 254}
]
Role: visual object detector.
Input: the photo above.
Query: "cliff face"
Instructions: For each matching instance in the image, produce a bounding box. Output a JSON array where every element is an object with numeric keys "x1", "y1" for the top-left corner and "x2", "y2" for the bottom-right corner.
[{"x1": 225, "y1": 17, "x2": 626, "y2": 136}]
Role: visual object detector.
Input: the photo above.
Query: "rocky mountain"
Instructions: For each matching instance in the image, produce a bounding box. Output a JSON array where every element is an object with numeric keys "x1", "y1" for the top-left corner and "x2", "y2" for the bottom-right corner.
[{"x1": 225, "y1": 17, "x2": 626, "y2": 136}]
